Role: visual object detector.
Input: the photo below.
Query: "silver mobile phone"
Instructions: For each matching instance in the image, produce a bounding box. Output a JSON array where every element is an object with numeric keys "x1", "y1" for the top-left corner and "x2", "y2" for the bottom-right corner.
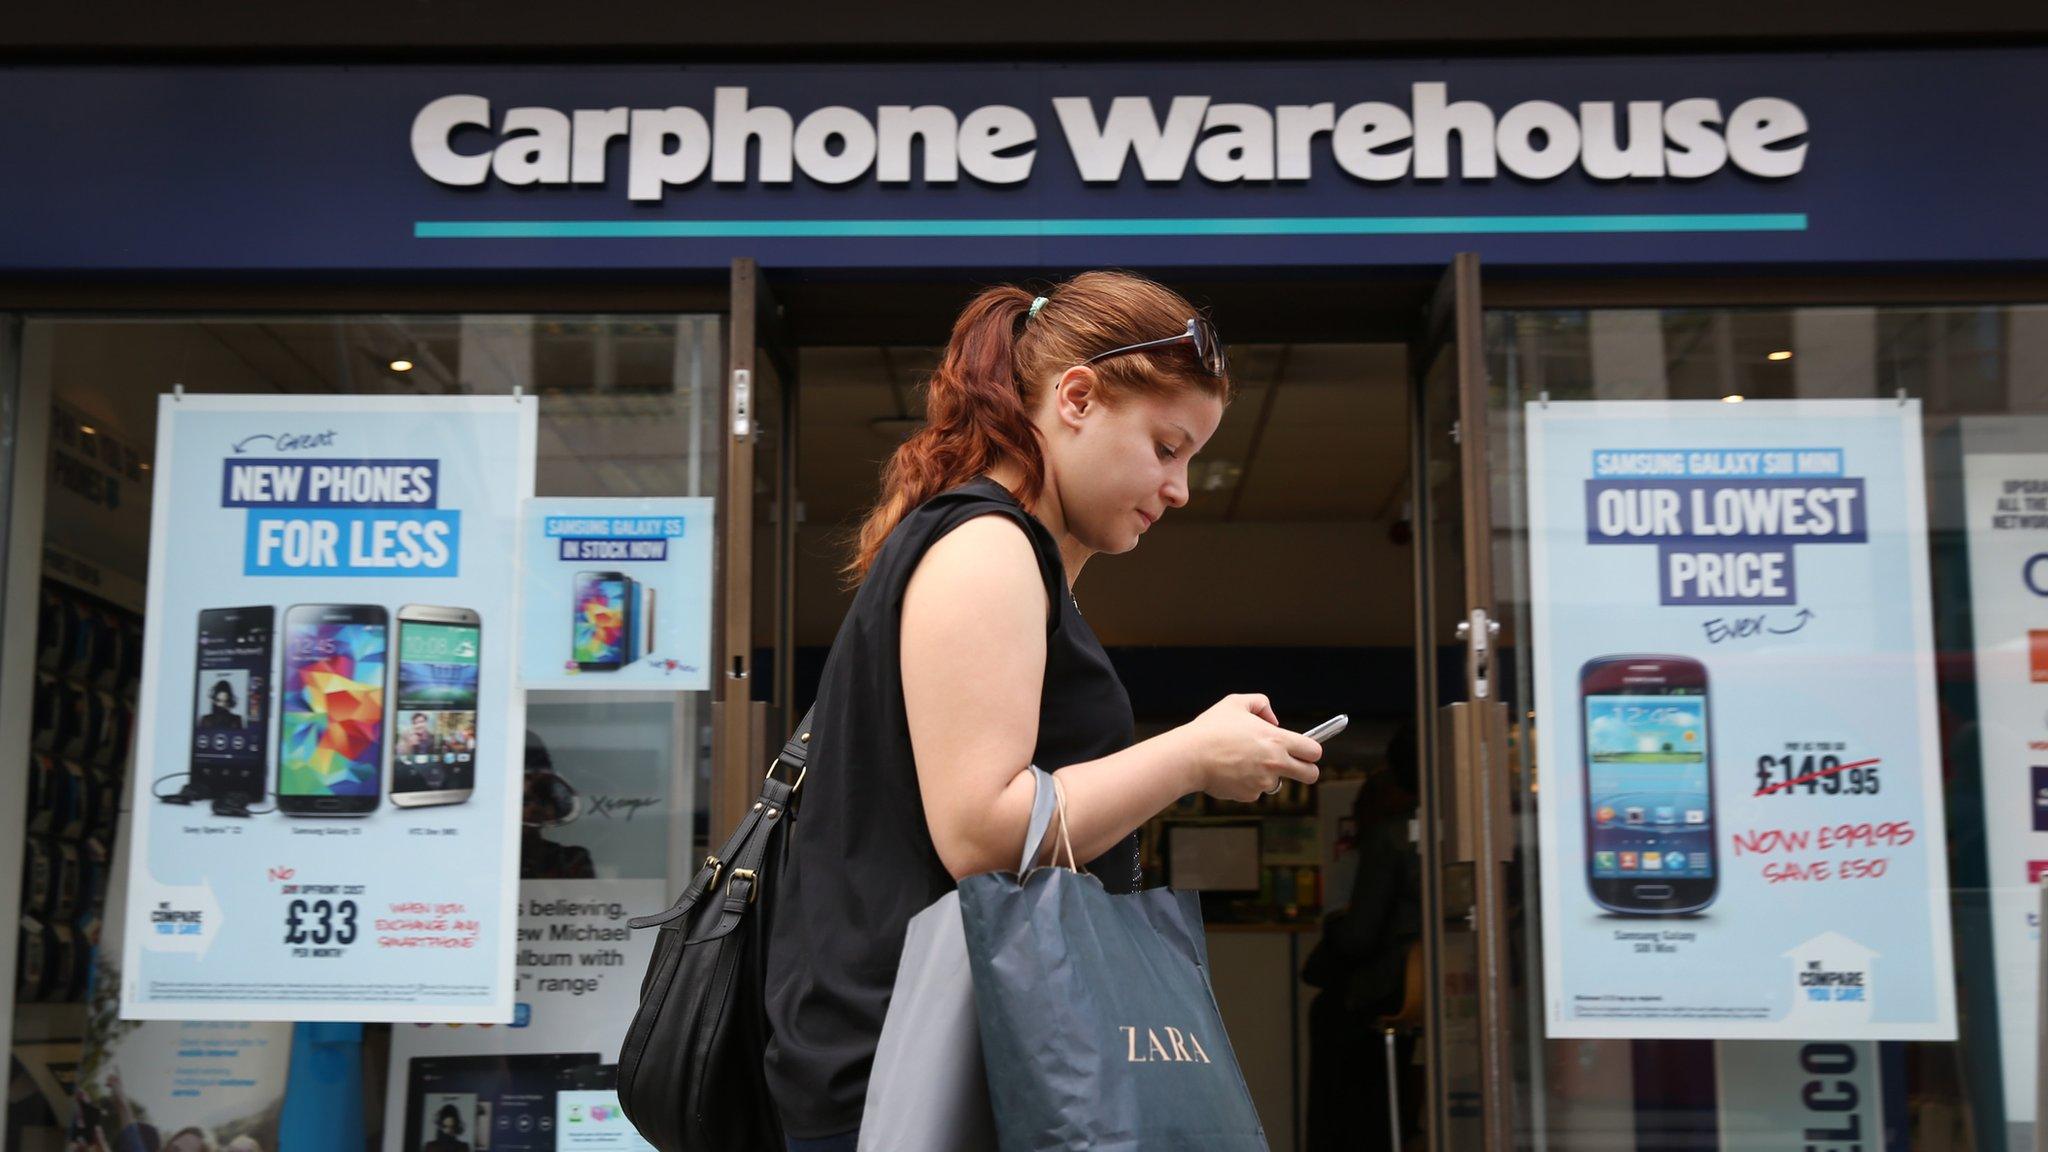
[{"x1": 1302, "y1": 714, "x2": 1348, "y2": 742}]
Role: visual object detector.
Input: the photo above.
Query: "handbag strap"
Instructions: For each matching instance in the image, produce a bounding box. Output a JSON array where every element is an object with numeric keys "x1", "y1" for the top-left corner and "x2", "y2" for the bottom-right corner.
[
  {"x1": 625, "y1": 705, "x2": 817, "y2": 931},
  {"x1": 1016, "y1": 766, "x2": 1079, "y2": 876},
  {"x1": 776, "y1": 705, "x2": 819, "y2": 780}
]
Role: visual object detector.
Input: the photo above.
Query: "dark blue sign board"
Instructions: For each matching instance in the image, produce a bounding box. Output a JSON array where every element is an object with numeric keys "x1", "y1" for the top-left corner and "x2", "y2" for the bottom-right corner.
[{"x1": 0, "y1": 52, "x2": 2039, "y2": 273}]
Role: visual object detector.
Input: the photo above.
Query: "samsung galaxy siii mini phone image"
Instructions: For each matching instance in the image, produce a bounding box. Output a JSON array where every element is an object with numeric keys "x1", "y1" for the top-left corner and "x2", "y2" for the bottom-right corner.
[
  {"x1": 190, "y1": 606, "x2": 274, "y2": 804},
  {"x1": 389, "y1": 605, "x2": 481, "y2": 809},
  {"x1": 1579, "y1": 655, "x2": 1718, "y2": 916},
  {"x1": 277, "y1": 604, "x2": 387, "y2": 817}
]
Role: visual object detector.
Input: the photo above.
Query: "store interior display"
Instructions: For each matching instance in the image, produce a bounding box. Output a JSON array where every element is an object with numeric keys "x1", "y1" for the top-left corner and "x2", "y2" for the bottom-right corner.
[{"x1": 19, "y1": 581, "x2": 139, "y2": 1006}]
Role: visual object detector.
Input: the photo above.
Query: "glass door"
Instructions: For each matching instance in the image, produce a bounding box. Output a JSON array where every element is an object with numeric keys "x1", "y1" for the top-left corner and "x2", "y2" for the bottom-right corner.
[
  {"x1": 711, "y1": 258, "x2": 799, "y2": 843},
  {"x1": 1411, "y1": 253, "x2": 1515, "y2": 1152}
]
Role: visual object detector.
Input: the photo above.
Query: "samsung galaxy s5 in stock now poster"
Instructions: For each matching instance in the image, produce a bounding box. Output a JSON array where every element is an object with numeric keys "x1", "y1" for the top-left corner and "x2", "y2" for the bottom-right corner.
[
  {"x1": 516, "y1": 497, "x2": 714, "y2": 691},
  {"x1": 123, "y1": 395, "x2": 536, "y2": 1022},
  {"x1": 1527, "y1": 399, "x2": 1956, "y2": 1040}
]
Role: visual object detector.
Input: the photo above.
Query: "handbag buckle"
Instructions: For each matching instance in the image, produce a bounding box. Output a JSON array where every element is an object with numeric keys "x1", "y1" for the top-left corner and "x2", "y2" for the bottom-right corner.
[
  {"x1": 727, "y1": 868, "x2": 759, "y2": 904},
  {"x1": 702, "y1": 855, "x2": 722, "y2": 891},
  {"x1": 765, "y1": 755, "x2": 808, "y2": 796}
]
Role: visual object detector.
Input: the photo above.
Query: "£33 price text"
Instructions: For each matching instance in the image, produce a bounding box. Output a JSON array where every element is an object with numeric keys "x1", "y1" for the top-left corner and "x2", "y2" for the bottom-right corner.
[{"x1": 283, "y1": 899, "x2": 360, "y2": 947}]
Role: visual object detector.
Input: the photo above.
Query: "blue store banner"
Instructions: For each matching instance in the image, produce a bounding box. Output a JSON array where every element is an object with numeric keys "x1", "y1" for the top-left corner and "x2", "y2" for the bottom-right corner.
[
  {"x1": 1526, "y1": 399, "x2": 1957, "y2": 1041},
  {"x1": 517, "y1": 498, "x2": 714, "y2": 691},
  {"x1": 122, "y1": 394, "x2": 537, "y2": 1023},
  {"x1": 2, "y1": 50, "x2": 2048, "y2": 272}
]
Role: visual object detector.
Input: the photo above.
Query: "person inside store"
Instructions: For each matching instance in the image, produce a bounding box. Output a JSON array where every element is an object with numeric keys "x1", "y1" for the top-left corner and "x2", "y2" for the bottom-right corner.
[
  {"x1": 196, "y1": 679, "x2": 240, "y2": 730},
  {"x1": 1302, "y1": 722, "x2": 1423, "y2": 1152},
  {"x1": 764, "y1": 271, "x2": 1326, "y2": 1151},
  {"x1": 422, "y1": 1103, "x2": 470, "y2": 1152}
]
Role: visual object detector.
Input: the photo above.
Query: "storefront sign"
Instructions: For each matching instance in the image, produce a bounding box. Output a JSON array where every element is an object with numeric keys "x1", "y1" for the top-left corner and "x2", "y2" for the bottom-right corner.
[
  {"x1": 411, "y1": 86, "x2": 1808, "y2": 198},
  {"x1": 123, "y1": 394, "x2": 536, "y2": 1022},
  {"x1": 2, "y1": 51, "x2": 2046, "y2": 270},
  {"x1": 517, "y1": 498, "x2": 713, "y2": 690},
  {"x1": 1961, "y1": 416, "x2": 2048, "y2": 1128},
  {"x1": 1527, "y1": 399, "x2": 1956, "y2": 1040}
]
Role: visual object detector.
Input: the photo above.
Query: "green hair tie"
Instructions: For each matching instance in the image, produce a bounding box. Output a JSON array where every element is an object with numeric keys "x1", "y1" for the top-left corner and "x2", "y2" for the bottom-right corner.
[{"x1": 1027, "y1": 296, "x2": 1048, "y2": 320}]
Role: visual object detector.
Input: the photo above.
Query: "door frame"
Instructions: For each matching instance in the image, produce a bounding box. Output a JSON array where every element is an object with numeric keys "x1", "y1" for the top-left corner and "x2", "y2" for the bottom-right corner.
[
  {"x1": 1411, "y1": 252, "x2": 1516, "y2": 1152},
  {"x1": 711, "y1": 258, "x2": 799, "y2": 844}
]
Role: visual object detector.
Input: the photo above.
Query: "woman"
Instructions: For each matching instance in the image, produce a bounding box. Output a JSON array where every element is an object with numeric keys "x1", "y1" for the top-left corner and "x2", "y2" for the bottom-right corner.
[
  {"x1": 1303, "y1": 724, "x2": 1422, "y2": 1152},
  {"x1": 764, "y1": 270, "x2": 1326, "y2": 1150}
]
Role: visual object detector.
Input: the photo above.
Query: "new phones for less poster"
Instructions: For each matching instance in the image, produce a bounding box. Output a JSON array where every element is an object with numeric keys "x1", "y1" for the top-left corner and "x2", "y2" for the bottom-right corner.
[
  {"x1": 123, "y1": 394, "x2": 536, "y2": 1022},
  {"x1": 1527, "y1": 399, "x2": 1956, "y2": 1040},
  {"x1": 516, "y1": 497, "x2": 714, "y2": 691}
]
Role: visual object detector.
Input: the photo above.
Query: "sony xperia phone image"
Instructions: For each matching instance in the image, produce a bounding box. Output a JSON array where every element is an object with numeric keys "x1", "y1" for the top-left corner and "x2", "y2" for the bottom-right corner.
[
  {"x1": 1580, "y1": 655, "x2": 1718, "y2": 916},
  {"x1": 573, "y1": 571, "x2": 631, "y2": 671},
  {"x1": 277, "y1": 604, "x2": 387, "y2": 816},
  {"x1": 389, "y1": 605, "x2": 481, "y2": 808},
  {"x1": 190, "y1": 606, "x2": 273, "y2": 803}
]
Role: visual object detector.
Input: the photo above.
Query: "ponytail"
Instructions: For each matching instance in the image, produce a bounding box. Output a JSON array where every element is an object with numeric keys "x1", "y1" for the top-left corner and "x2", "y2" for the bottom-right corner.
[
  {"x1": 843, "y1": 286, "x2": 1046, "y2": 581},
  {"x1": 844, "y1": 270, "x2": 1227, "y2": 583}
]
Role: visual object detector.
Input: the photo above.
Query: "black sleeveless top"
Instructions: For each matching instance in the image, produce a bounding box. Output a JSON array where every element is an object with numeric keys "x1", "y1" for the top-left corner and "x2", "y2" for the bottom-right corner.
[{"x1": 763, "y1": 476, "x2": 1138, "y2": 1138}]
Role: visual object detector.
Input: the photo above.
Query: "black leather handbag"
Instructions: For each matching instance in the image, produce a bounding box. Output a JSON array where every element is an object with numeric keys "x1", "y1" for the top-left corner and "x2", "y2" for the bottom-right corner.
[{"x1": 616, "y1": 708, "x2": 815, "y2": 1152}]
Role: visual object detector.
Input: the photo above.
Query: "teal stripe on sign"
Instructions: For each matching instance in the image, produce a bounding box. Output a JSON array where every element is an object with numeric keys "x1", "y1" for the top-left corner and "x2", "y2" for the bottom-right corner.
[{"x1": 413, "y1": 213, "x2": 1807, "y2": 240}]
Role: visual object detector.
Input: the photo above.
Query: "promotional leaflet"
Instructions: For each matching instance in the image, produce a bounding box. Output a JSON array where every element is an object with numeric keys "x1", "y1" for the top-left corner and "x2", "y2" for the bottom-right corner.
[
  {"x1": 1960, "y1": 415, "x2": 2048, "y2": 1131},
  {"x1": 379, "y1": 699, "x2": 677, "y2": 1152},
  {"x1": 517, "y1": 498, "x2": 714, "y2": 691},
  {"x1": 1528, "y1": 399, "x2": 1956, "y2": 1040},
  {"x1": 123, "y1": 395, "x2": 536, "y2": 1022}
]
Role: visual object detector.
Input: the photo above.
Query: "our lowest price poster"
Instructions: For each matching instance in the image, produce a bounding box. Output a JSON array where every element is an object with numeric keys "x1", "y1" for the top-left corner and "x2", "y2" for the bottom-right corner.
[{"x1": 1527, "y1": 399, "x2": 1956, "y2": 1040}]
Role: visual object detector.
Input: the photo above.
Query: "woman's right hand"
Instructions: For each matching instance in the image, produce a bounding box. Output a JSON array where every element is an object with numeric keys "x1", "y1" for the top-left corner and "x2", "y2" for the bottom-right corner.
[{"x1": 1175, "y1": 694, "x2": 1323, "y2": 803}]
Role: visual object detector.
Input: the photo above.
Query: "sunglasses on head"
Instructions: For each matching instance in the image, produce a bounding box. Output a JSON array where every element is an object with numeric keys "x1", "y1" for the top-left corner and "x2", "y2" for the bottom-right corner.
[{"x1": 1083, "y1": 317, "x2": 1228, "y2": 379}]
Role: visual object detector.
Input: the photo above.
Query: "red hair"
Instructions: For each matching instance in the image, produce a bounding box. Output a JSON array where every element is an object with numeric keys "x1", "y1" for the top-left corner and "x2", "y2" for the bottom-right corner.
[{"x1": 845, "y1": 270, "x2": 1232, "y2": 582}]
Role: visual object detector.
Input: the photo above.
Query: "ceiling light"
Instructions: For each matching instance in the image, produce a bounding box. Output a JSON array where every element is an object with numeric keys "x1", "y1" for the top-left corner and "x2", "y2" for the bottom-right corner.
[
  {"x1": 389, "y1": 359, "x2": 415, "y2": 373},
  {"x1": 1766, "y1": 350, "x2": 1793, "y2": 361},
  {"x1": 1721, "y1": 394, "x2": 1745, "y2": 404},
  {"x1": 79, "y1": 425, "x2": 96, "y2": 435},
  {"x1": 1190, "y1": 460, "x2": 1242, "y2": 492}
]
